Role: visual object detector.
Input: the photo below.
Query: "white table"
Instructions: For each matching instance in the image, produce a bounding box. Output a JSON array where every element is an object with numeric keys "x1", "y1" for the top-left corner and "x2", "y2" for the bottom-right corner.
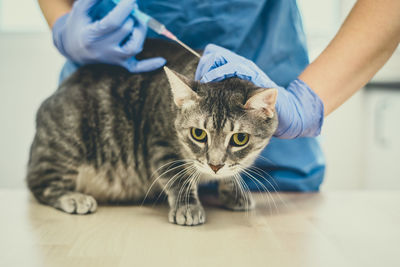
[{"x1": 1, "y1": 189, "x2": 399, "y2": 267}]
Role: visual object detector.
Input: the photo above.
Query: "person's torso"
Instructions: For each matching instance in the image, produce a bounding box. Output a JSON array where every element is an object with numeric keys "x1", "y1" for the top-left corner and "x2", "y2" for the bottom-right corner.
[{"x1": 139, "y1": 0, "x2": 309, "y2": 86}]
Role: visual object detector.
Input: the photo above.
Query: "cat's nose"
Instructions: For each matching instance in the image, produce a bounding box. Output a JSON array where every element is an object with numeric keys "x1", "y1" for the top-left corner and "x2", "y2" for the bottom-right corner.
[{"x1": 208, "y1": 164, "x2": 224, "y2": 173}]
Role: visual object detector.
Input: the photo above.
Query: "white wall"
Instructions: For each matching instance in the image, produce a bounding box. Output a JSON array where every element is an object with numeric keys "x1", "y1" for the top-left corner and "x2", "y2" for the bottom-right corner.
[
  {"x1": 299, "y1": 0, "x2": 400, "y2": 190},
  {"x1": 299, "y1": 0, "x2": 366, "y2": 190},
  {"x1": 0, "y1": 0, "x2": 47, "y2": 32},
  {"x1": 0, "y1": 33, "x2": 65, "y2": 187}
]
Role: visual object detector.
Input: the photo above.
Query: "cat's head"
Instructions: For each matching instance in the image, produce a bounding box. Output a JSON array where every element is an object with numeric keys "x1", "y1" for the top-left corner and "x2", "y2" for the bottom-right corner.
[{"x1": 164, "y1": 67, "x2": 278, "y2": 179}]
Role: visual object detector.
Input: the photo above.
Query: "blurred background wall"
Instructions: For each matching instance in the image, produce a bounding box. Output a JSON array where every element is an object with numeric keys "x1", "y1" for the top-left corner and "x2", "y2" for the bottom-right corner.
[{"x1": 0, "y1": 0, "x2": 399, "y2": 190}]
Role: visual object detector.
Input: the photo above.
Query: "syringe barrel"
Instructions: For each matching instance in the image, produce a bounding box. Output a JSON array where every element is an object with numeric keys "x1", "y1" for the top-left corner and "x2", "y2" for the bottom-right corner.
[
  {"x1": 131, "y1": 8, "x2": 151, "y2": 24},
  {"x1": 147, "y1": 18, "x2": 166, "y2": 34},
  {"x1": 110, "y1": 0, "x2": 166, "y2": 34}
]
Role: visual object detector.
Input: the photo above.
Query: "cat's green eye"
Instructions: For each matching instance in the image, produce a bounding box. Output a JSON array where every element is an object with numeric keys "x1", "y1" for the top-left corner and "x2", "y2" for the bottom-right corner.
[
  {"x1": 191, "y1": 128, "x2": 207, "y2": 142},
  {"x1": 230, "y1": 133, "x2": 249, "y2": 147}
]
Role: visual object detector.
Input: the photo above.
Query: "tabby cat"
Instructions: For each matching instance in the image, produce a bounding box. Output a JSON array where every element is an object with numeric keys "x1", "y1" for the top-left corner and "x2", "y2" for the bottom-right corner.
[{"x1": 27, "y1": 39, "x2": 278, "y2": 226}]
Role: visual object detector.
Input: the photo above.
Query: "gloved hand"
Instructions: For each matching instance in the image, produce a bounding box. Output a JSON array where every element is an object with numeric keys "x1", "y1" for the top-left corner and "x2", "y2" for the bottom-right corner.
[
  {"x1": 52, "y1": 0, "x2": 166, "y2": 73},
  {"x1": 195, "y1": 44, "x2": 324, "y2": 139}
]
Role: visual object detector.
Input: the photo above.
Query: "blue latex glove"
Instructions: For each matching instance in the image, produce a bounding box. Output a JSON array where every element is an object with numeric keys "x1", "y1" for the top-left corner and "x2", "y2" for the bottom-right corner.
[
  {"x1": 195, "y1": 44, "x2": 324, "y2": 139},
  {"x1": 52, "y1": 0, "x2": 166, "y2": 73}
]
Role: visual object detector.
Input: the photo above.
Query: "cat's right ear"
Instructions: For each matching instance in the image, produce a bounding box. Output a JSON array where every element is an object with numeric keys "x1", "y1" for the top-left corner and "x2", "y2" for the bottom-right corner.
[
  {"x1": 244, "y1": 88, "x2": 278, "y2": 118},
  {"x1": 164, "y1": 66, "x2": 198, "y2": 108}
]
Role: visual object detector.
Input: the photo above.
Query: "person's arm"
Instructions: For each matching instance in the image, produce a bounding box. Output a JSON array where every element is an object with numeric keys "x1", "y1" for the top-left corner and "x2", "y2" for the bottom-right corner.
[
  {"x1": 38, "y1": 0, "x2": 74, "y2": 28},
  {"x1": 195, "y1": 0, "x2": 400, "y2": 139},
  {"x1": 300, "y1": 0, "x2": 400, "y2": 115}
]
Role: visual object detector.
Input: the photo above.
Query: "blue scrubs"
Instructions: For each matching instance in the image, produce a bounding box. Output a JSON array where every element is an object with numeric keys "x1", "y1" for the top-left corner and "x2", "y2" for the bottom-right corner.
[{"x1": 62, "y1": 0, "x2": 325, "y2": 192}]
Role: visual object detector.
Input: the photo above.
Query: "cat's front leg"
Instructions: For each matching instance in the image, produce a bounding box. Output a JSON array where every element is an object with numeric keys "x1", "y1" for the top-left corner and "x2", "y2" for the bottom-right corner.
[
  {"x1": 218, "y1": 178, "x2": 255, "y2": 211},
  {"x1": 164, "y1": 178, "x2": 205, "y2": 226}
]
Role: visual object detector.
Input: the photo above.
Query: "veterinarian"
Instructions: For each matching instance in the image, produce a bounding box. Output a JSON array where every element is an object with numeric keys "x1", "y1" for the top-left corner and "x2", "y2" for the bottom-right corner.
[{"x1": 38, "y1": 0, "x2": 400, "y2": 191}]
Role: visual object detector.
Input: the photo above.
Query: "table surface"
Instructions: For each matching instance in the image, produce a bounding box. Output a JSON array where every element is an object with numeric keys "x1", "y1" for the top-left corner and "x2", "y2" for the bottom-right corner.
[{"x1": 1, "y1": 189, "x2": 399, "y2": 267}]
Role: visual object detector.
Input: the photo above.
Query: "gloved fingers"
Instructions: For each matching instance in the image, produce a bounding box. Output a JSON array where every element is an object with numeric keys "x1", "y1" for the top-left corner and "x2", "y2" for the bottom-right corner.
[
  {"x1": 124, "y1": 57, "x2": 166, "y2": 73},
  {"x1": 90, "y1": 0, "x2": 137, "y2": 36},
  {"x1": 120, "y1": 20, "x2": 147, "y2": 56},
  {"x1": 202, "y1": 43, "x2": 244, "y2": 62},
  {"x1": 204, "y1": 45, "x2": 265, "y2": 75},
  {"x1": 83, "y1": 17, "x2": 134, "y2": 52},
  {"x1": 101, "y1": 18, "x2": 134, "y2": 47},
  {"x1": 196, "y1": 43, "x2": 257, "y2": 81},
  {"x1": 272, "y1": 79, "x2": 324, "y2": 138},
  {"x1": 273, "y1": 88, "x2": 300, "y2": 138},
  {"x1": 203, "y1": 44, "x2": 231, "y2": 56},
  {"x1": 198, "y1": 52, "x2": 277, "y2": 88},
  {"x1": 199, "y1": 63, "x2": 257, "y2": 83},
  {"x1": 73, "y1": 0, "x2": 99, "y2": 16},
  {"x1": 51, "y1": 13, "x2": 71, "y2": 57},
  {"x1": 274, "y1": 86, "x2": 290, "y2": 112},
  {"x1": 252, "y1": 73, "x2": 279, "y2": 89},
  {"x1": 195, "y1": 52, "x2": 228, "y2": 80}
]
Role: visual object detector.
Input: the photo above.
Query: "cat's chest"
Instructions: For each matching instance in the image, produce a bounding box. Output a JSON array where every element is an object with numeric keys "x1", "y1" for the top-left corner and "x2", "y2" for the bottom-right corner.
[{"x1": 75, "y1": 162, "x2": 158, "y2": 203}]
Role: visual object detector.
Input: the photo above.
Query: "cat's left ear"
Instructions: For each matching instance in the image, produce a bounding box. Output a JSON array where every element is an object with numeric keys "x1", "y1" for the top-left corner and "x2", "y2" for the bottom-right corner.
[
  {"x1": 244, "y1": 88, "x2": 278, "y2": 118},
  {"x1": 164, "y1": 66, "x2": 198, "y2": 108}
]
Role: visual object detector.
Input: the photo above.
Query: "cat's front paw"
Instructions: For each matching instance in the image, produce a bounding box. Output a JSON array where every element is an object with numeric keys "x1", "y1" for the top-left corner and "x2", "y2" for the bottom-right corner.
[
  {"x1": 55, "y1": 192, "x2": 97, "y2": 214},
  {"x1": 219, "y1": 190, "x2": 255, "y2": 211},
  {"x1": 168, "y1": 204, "x2": 206, "y2": 226}
]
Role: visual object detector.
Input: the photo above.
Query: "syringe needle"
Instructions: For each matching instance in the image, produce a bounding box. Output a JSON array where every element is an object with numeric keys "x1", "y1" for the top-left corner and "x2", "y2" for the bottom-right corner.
[
  {"x1": 169, "y1": 36, "x2": 201, "y2": 58},
  {"x1": 147, "y1": 17, "x2": 201, "y2": 58}
]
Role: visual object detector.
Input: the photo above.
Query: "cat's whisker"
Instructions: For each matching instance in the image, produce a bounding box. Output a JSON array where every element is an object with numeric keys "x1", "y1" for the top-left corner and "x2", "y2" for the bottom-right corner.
[
  {"x1": 160, "y1": 165, "x2": 196, "y2": 201},
  {"x1": 153, "y1": 166, "x2": 196, "y2": 208},
  {"x1": 255, "y1": 154, "x2": 277, "y2": 166},
  {"x1": 184, "y1": 171, "x2": 195, "y2": 208},
  {"x1": 148, "y1": 160, "x2": 192, "y2": 187},
  {"x1": 239, "y1": 167, "x2": 276, "y2": 214},
  {"x1": 247, "y1": 166, "x2": 288, "y2": 209},
  {"x1": 147, "y1": 159, "x2": 191, "y2": 183},
  {"x1": 175, "y1": 167, "x2": 198, "y2": 210},
  {"x1": 233, "y1": 174, "x2": 239, "y2": 200},
  {"x1": 184, "y1": 169, "x2": 199, "y2": 209},
  {"x1": 238, "y1": 168, "x2": 270, "y2": 210},
  {"x1": 231, "y1": 173, "x2": 242, "y2": 207},
  {"x1": 150, "y1": 159, "x2": 191, "y2": 179},
  {"x1": 176, "y1": 174, "x2": 193, "y2": 211},
  {"x1": 148, "y1": 165, "x2": 196, "y2": 206},
  {"x1": 243, "y1": 167, "x2": 274, "y2": 194},
  {"x1": 154, "y1": 161, "x2": 194, "y2": 181},
  {"x1": 235, "y1": 173, "x2": 249, "y2": 214},
  {"x1": 190, "y1": 171, "x2": 201, "y2": 207},
  {"x1": 233, "y1": 172, "x2": 250, "y2": 217},
  {"x1": 235, "y1": 173, "x2": 248, "y2": 215},
  {"x1": 248, "y1": 165, "x2": 282, "y2": 192},
  {"x1": 240, "y1": 167, "x2": 278, "y2": 213},
  {"x1": 249, "y1": 165, "x2": 281, "y2": 190},
  {"x1": 141, "y1": 161, "x2": 195, "y2": 205},
  {"x1": 237, "y1": 173, "x2": 252, "y2": 217},
  {"x1": 247, "y1": 167, "x2": 280, "y2": 192},
  {"x1": 191, "y1": 171, "x2": 201, "y2": 199},
  {"x1": 152, "y1": 174, "x2": 180, "y2": 206}
]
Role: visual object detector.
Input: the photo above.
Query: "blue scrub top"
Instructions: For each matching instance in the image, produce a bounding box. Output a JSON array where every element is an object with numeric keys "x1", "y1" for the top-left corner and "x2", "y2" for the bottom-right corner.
[{"x1": 63, "y1": 0, "x2": 326, "y2": 192}]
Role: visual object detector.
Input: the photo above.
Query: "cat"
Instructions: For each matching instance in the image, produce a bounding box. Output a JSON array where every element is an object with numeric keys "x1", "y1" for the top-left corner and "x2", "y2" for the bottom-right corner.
[{"x1": 26, "y1": 39, "x2": 278, "y2": 226}]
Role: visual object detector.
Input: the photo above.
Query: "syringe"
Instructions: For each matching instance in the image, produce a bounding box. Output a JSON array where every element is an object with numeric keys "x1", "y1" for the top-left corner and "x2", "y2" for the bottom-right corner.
[{"x1": 111, "y1": 0, "x2": 201, "y2": 58}]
